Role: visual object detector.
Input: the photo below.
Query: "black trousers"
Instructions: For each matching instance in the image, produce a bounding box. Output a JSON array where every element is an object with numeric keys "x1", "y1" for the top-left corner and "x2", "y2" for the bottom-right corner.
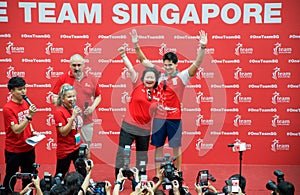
[
  {"x1": 3, "y1": 149, "x2": 35, "y2": 193},
  {"x1": 115, "y1": 122, "x2": 150, "y2": 178},
  {"x1": 55, "y1": 148, "x2": 80, "y2": 178}
]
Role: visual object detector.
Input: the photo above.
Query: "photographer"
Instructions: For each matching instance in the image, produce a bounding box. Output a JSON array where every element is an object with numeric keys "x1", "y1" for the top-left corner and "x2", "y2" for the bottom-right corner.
[
  {"x1": 132, "y1": 182, "x2": 155, "y2": 195},
  {"x1": 49, "y1": 159, "x2": 97, "y2": 195},
  {"x1": 266, "y1": 170, "x2": 295, "y2": 195},
  {"x1": 276, "y1": 181, "x2": 295, "y2": 195},
  {"x1": 113, "y1": 168, "x2": 127, "y2": 195},
  {"x1": 222, "y1": 174, "x2": 246, "y2": 195},
  {"x1": 19, "y1": 176, "x2": 43, "y2": 195},
  {"x1": 195, "y1": 182, "x2": 218, "y2": 195}
]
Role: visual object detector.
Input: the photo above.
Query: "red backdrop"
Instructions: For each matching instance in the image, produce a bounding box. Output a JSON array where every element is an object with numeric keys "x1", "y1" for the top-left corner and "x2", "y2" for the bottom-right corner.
[{"x1": 0, "y1": 0, "x2": 299, "y2": 172}]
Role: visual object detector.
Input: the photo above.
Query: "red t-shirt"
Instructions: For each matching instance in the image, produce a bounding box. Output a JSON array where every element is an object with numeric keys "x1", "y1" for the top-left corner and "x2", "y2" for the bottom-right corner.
[
  {"x1": 3, "y1": 100, "x2": 34, "y2": 153},
  {"x1": 54, "y1": 106, "x2": 83, "y2": 159},
  {"x1": 156, "y1": 69, "x2": 190, "y2": 119},
  {"x1": 123, "y1": 82, "x2": 160, "y2": 130},
  {"x1": 51, "y1": 71, "x2": 101, "y2": 124}
]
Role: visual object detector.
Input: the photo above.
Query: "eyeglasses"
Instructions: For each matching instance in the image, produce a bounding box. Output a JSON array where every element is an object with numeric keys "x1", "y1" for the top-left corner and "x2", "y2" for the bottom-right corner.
[
  {"x1": 71, "y1": 64, "x2": 83, "y2": 67},
  {"x1": 61, "y1": 85, "x2": 74, "y2": 93},
  {"x1": 147, "y1": 89, "x2": 152, "y2": 101}
]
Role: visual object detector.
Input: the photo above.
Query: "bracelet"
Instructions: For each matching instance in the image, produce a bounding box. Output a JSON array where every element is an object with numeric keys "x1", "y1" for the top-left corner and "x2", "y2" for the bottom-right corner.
[
  {"x1": 114, "y1": 180, "x2": 122, "y2": 185},
  {"x1": 200, "y1": 45, "x2": 206, "y2": 49},
  {"x1": 26, "y1": 116, "x2": 32, "y2": 121}
]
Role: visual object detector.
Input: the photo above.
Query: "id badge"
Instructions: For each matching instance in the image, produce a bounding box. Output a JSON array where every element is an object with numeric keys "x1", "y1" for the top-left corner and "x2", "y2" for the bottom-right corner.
[{"x1": 75, "y1": 133, "x2": 81, "y2": 145}]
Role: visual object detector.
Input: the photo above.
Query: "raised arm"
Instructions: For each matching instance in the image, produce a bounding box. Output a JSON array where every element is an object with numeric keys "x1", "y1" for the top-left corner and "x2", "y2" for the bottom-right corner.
[
  {"x1": 130, "y1": 29, "x2": 155, "y2": 68},
  {"x1": 118, "y1": 46, "x2": 138, "y2": 82},
  {"x1": 187, "y1": 30, "x2": 208, "y2": 77}
]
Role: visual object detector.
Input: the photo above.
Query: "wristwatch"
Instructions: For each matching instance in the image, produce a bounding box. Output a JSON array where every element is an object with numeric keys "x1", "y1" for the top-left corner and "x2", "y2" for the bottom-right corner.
[{"x1": 114, "y1": 180, "x2": 122, "y2": 185}]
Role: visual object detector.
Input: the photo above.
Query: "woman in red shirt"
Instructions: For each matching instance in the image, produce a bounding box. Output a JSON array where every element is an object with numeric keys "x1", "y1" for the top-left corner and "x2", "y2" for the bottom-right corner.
[
  {"x1": 115, "y1": 47, "x2": 161, "y2": 190},
  {"x1": 54, "y1": 83, "x2": 83, "y2": 178}
]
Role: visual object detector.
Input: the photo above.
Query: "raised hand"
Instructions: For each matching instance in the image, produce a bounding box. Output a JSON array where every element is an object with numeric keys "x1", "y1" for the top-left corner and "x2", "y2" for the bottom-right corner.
[
  {"x1": 199, "y1": 30, "x2": 208, "y2": 46},
  {"x1": 130, "y1": 29, "x2": 139, "y2": 44}
]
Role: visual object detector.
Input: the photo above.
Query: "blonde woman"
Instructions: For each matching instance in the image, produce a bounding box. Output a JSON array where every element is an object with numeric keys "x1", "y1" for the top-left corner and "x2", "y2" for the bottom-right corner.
[{"x1": 54, "y1": 83, "x2": 83, "y2": 178}]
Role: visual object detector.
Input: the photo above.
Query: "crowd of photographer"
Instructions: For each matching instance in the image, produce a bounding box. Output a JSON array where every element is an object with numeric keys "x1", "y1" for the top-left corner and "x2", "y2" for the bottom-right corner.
[{"x1": 0, "y1": 150, "x2": 295, "y2": 195}]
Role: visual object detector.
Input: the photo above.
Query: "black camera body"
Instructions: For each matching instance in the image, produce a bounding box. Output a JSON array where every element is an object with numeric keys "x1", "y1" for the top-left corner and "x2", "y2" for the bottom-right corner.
[
  {"x1": 14, "y1": 162, "x2": 40, "y2": 181},
  {"x1": 266, "y1": 170, "x2": 285, "y2": 195},
  {"x1": 75, "y1": 144, "x2": 92, "y2": 177},
  {"x1": 40, "y1": 172, "x2": 63, "y2": 192},
  {"x1": 155, "y1": 153, "x2": 182, "y2": 190}
]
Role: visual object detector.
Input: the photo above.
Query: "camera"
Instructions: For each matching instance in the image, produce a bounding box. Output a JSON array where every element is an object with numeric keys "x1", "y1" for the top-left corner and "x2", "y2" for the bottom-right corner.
[
  {"x1": 156, "y1": 153, "x2": 176, "y2": 181},
  {"x1": 32, "y1": 163, "x2": 40, "y2": 175},
  {"x1": 266, "y1": 170, "x2": 285, "y2": 195},
  {"x1": 197, "y1": 170, "x2": 208, "y2": 186},
  {"x1": 228, "y1": 141, "x2": 246, "y2": 152},
  {"x1": 122, "y1": 145, "x2": 134, "y2": 178},
  {"x1": 225, "y1": 178, "x2": 239, "y2": 193},
  {"x1": 89, "y1": 181, "x2": 106, "y2": 195},
  {"x1": 196, "y1": 170, "x2": 216, "y2": 193},
  {"x1": 155, "y1": 153, "x2": 182, "y2": 190},
  {"x1": 75, "y1": 144, "x2": 92, "y2": 177},
  {"x1": 15, "y1": 173, "x2": 37, "y2": 180},
  {"x1": 40, "y1": 172, "x2": 63, "y2": 192}
]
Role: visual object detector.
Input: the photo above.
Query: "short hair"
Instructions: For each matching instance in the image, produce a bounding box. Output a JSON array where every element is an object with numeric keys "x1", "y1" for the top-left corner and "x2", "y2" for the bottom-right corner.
[
  {"x1": 229, "y1": 174, "x2": 246, "y2": 193},
  {"x1": 163, "y1": 52, "x2": 178, "y2": 64},
  {"x1": 141, "y1": 67, "x2": 160, "y2": 89},
  {"x1": 7, "y1": 76, "x2": 26, "y2": 90},
  {"x1": 70, "y1": 54, "x2": 84, "y2": 64},
  {"x1": 277, "y1": 181, "x2": 295, "y2": 195}
]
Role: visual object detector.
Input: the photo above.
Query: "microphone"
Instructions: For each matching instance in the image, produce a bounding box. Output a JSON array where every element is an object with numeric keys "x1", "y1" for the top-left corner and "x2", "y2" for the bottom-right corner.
[
  {"x1": 22, "y1": 95, "x2": 33, "y2": 106},
  {"x1": 84, "y1": 100, "x2": 89, "y2": 109},
  {"x1": 72, "y1": 102, "x2": 77, "y2": 108},
  {"x1": 84, "y1": 101, "x2": 88, "y2": 119}
]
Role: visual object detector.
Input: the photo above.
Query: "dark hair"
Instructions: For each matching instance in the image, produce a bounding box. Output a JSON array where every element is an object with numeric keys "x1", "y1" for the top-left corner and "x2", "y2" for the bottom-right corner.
[
  {"x1": 64, "y1": 172, "x2": 84, "y2": 187},
  {"x1": 155, "y1": 189, "x2": 166, "y2": 195},
  {"x1": 141, "y1": 67, "x2": 160, "y2": 89},
  {"x1": 229, "y1": 174, "x2": 246, "y2": 193},
  {"x1": 163, "y1": 52, "x2": 178, "y2": 64},
  {"x1": 277, "y1": 181, "x2": 295, "y2": 195},
  {"x1": 7, "y1": 76, "x2": 26, "y2": 90}
]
